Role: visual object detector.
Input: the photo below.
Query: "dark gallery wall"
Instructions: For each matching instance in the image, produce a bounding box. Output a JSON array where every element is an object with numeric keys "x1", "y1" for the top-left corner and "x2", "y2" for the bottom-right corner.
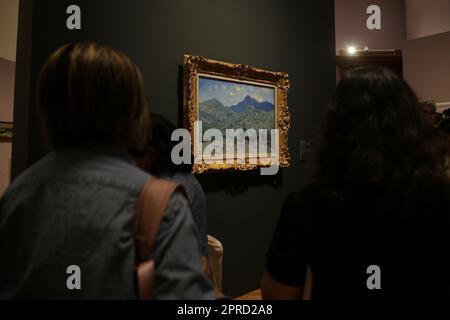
[{"x1": 13, "y1": 0, "x2": 336, "y2": 296}]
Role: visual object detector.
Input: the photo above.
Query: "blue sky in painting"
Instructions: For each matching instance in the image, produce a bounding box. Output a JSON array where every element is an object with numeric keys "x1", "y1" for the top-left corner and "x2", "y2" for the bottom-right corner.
[{"x1": 199, "y1": 76, "x2": 275, "y2": 107}]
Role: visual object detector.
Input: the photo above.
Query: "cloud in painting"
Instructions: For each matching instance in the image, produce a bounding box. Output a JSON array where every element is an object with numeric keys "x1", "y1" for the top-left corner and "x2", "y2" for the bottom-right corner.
[{"x1": 199, "y1": 76, "x2": 275, "y2": 107}]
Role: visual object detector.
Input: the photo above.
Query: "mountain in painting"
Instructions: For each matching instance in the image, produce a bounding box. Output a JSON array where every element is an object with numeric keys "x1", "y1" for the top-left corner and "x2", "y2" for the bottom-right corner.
[
  {"x1": 199, "y1": 95, "x2": 275, "y2": 134},
  {"x1": 230, "y1": 95, "x2": 274, "y2": 113}
]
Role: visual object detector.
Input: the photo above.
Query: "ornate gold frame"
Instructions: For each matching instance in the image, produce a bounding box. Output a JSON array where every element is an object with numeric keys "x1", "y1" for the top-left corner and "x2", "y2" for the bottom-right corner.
[{"x1": 184, "y1": 55, "x2": 291, "y2": 174}]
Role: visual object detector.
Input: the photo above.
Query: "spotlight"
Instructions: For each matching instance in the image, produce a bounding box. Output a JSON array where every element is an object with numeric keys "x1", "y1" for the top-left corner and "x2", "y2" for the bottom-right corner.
[{"x1": 347, "y1": 46, "x2": 357, "y2": 55}]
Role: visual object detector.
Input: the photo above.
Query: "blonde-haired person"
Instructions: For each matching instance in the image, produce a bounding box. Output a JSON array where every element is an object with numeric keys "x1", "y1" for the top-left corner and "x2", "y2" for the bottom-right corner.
[{"x1": 0, "y1": 43, "x2": 214, "y2": 299}]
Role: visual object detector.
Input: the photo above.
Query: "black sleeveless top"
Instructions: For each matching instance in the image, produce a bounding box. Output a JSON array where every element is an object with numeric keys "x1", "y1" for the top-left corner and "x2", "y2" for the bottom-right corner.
[{"x1": 266, "y1": 182, "x2": 450, "y2": 299}]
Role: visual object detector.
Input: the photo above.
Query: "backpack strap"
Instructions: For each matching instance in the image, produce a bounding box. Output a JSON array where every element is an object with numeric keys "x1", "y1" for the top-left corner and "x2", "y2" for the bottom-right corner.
[{"x1": 134, "y1": 178, "x2": 186, "y2": 299}]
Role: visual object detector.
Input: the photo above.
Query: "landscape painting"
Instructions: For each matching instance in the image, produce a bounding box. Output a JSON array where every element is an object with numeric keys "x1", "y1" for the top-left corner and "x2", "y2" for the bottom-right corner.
[
  {"x1": 184, "y1": 55, "x2": 291, "y2": 173},
  {"x1": 199, "y1": 76, "x2": 275, "y2": 141}
]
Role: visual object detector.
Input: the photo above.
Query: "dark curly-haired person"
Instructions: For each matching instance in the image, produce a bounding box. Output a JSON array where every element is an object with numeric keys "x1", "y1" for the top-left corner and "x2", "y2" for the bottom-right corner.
[{"x1": 262, "y1": 66, "x2": 450, "y2": 299}]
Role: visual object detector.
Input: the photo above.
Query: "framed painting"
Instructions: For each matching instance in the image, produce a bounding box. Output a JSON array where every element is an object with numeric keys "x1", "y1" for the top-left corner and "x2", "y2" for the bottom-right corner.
[
  {"x1": 0, "y1": 122, "x2": 13, "y2": 143},
  {"x1": 184, "y1": 55, "x2": 291, "y2": 174}
]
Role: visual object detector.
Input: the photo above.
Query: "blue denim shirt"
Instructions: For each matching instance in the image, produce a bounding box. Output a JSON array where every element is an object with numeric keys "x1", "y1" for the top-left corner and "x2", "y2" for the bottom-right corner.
[
  {"x1": 0, "y1": 146, "x2": 214, "y2": 299},
  {"x1": 161, "y1": 172, "x2": 208, "y2": 257}
]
